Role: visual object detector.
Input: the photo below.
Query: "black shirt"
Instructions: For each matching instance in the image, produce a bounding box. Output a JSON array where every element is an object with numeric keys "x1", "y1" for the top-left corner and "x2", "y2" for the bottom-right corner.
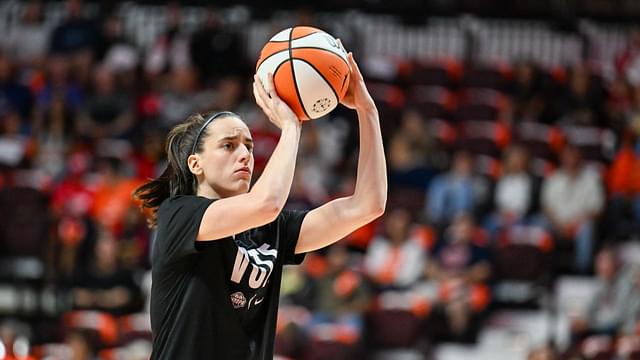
[{"x1": 150, "y1": 195, "x2": 308, "y2": 359}]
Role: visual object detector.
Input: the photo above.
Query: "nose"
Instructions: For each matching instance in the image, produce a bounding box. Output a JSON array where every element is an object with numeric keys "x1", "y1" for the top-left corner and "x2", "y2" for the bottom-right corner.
[{"x1": 238, "y1": 144, "x2": 251, "y2": 165}]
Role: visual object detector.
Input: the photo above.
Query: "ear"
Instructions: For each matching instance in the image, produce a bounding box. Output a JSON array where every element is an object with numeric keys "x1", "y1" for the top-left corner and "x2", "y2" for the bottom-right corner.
[{"x1": 187, "y1": 154, "x2": 203, "y2": 176}]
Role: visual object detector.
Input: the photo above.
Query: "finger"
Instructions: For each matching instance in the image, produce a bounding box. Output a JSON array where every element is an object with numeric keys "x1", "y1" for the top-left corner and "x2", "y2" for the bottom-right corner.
[
  {"x1": 266, "y1": 73, "x2": 280, "y2": 101},
  {"x1": 254, "y1": 74, "x2": 272, "y2": 105},
  {"x1": 253, "y1": 81, "x2": 274, "y2": 118},
  {"x1": 348, "y1": 52, "x2": 362, "y2": 81}
]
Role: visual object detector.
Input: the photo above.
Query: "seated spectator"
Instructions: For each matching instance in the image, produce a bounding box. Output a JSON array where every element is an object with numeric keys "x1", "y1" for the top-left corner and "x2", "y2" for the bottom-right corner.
[
  {"x1": 0, "y1": 110, "x2": 30, "y2": 167},
  {"x1": 65, "y1": 328, "x2": 99, "y2": 360},
  {"x1": 606, "y1": 135, "x2": 640, "y2": 240},
  {"x1": 425, "y1": 214, "x2": 491, "y2": 343},
  {"x1": 33, "y1": 93, "x2": 77, "y2": 179},
  {"x1": 541, "y1": 145, "x2": 604, "y2": 272},
  {"x1": 307, "y1": 245, "x2": 371, "y2": 346},
  {"x1": 554, "y1": 65, "x2": 607, "y2": 127},
  {"x1": 425, "y1": 150, "x2": 488, "y2": 228},
  {"x1": 144, "y1": 2, "x2": 190, "y2": 76},
  {"x1": 189, "y1": 7, "x2": 245, "y2": 84},
  {"x1": 484, "y1": 145, "x2": 542, "y2": 240},
  {"x1": 622, "y1": 265, "x2": 640, "y2": 335},
  {"x1": 571, "y1": 246, "x2": 634, "y2": 341},
  {"x1": 0, "y1": 55, "x2": 33, "y2": 122},
  {"x1": 387, "y1": 112, "x2": 437, "y2": 190},
  {"x1": 76, "y1": 66, "x2": 134, "y2": 140},
  {"x1": 3, "y1": 0, "x2": 50, "y2": 67},
  {"x1": 49, "y1": 0, "x2": 98, "y2": 56},
  {"x1": 364, "y1": 208, "x2": 427, "y2": 291},
  {"x1": 510, "y1": 61, "x2": 546, "y2": 124},
  {"x1": 70, "y1": 228, "x2": 142, "y2": 316},
  {"x1": 89, "y1": 157, "x2": 144, "y2": 236}
]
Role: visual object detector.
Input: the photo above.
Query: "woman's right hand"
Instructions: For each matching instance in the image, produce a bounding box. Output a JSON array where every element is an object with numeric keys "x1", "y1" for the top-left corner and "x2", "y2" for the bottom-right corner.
[{"x1": 253, "y1": 73, "x2": 300, "y2": 129}]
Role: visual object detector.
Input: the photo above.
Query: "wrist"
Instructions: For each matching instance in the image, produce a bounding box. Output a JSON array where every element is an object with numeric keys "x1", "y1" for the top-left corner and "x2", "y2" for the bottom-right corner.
[{"x1": 281, "y1": 119, "x2": 302, "y2": 131}]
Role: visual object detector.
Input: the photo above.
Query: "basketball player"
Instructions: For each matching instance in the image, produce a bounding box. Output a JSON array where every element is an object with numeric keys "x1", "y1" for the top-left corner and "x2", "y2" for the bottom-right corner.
[{"x1": 135, "y1": 53, "x2": 387, "y2": 359}]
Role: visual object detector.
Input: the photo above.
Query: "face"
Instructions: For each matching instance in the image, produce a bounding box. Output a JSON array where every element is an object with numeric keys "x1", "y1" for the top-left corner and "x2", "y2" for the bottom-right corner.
[
  {"x1": 504, "y1": 147, "x2": 527, "y2": 173},
  {"x1": 190, "y1": 116, "x2": 254, "y2": 198}
]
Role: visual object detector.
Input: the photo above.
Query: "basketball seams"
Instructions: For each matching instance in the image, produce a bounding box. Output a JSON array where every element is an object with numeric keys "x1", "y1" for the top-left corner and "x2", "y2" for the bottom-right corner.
[
  {"x1": 269, "y1": 31, "x2": 320, "y2": 43},
  {"x1": 288, "y1": 27, "x2": 311, "y2": 120},
  {"x1": 290, "y1": 46, "x2": 349, "y2": 68},
  {"x1": 256, "y1": 48, "x2": 289, "y2": 71},
  {"x1": 259, "y1": 46, "x2": 349, "y2": 71},
  {"x1": 292, "y1": 57, "x2": 339, "y2": 111}
]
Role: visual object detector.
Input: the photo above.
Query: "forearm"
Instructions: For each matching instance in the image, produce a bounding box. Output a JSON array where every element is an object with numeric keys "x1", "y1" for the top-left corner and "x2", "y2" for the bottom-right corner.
[
  {"x1": 352, "y1": 105, "x2": 387, "y2": 214},
  {"x1": 250, "y1": 123, "x2": 302, "y2": 210}
]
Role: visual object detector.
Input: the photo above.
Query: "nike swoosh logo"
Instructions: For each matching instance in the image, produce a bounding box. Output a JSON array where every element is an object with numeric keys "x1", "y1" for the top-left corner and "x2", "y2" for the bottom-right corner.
[{"x1": 254, "y1": 297, "x2": 264, "y2": 305}]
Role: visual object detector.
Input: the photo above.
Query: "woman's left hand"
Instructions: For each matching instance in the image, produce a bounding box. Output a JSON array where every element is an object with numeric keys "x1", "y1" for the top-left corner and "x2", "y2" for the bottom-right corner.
[{"x1": 340, "y1": 52, "x2": 375, "y2": 111}]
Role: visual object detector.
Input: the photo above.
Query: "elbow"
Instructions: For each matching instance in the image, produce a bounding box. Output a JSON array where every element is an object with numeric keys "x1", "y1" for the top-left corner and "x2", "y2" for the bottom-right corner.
[
  {"x1": 260, "y1": 196, "x2": 284, "y2": 221},
  {"x1": 367, "y1": 199, "x2": 387, "y2": 220},
  {"x1": 373, "y1": 203, "x2": 386, "y2": 219}
]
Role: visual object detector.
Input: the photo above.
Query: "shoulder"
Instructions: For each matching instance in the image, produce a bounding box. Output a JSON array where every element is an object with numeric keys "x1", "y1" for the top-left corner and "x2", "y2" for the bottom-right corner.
[
  {"x1": 157, "y1": 195, "x2": 214, "y2": 222},
  {"x1": 159, "y1": 195, "x2": 213, "y2": 210}
]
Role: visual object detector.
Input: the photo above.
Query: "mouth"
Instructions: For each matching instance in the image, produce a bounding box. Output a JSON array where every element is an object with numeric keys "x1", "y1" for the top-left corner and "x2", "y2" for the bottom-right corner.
[{"x1": 235, "y1": 167, "x2": 251, "y2": 177}]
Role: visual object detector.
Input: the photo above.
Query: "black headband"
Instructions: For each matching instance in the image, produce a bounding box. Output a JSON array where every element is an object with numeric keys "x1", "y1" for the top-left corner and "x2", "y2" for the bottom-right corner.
[{"x1": 191, "y1": 111, "x2": 238, "y2": 155}]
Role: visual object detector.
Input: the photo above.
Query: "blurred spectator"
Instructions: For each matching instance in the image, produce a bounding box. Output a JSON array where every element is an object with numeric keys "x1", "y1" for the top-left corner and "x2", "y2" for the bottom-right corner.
[
  {"x1": 0, "y1": 110, "x2": 31, "y2": 167},
  {"x1": 64, "y1": 329, "x2": 99, "y2": 360},
  {"x1": 425, "y1": 214, "x2": 491, "y2": 342},
  {"x1": 0, "y1": 55, "x2": 34, "y2": 122},
  {"x1": 77, "y1": 66, "x2": 134, "y2": 140},
  {"x1": 427, "y1": 214, "x2": 491, "y2": 286},
  {"x1": 484, "y1": 145, "x2": 542, "y2": 239},
  {"x1": 425, "y1": 150, "x2": 488, "y2": 228},
  {"x1": 554, "y1": 65, "x2": 607, "y2": 127},
  {"x1": 95, "y1": 14, "x2": 138, "y2": 69},
  {"x1": 622, "y1": 266, "x2": 640, "y2": 334},
  {"x1": 570, "y1": 246, "x2": 633, "y2": 340},
  {"x1": 364, "y1": 208, "x2": 427, "y2": 290},
  {"x1": 145, "y1": 2, "x2": 190, "y2": 75},
  {"x1": 307, "y1": 245, "x2": 371, "y2": 343},
  {"x1": 157, "y1": 68, "x2": 215, "y2": 129},
  {"x1": 132, "y1": 128, "x2": 165, "y2": 180},
  {"x1": 510, "y1": 61, "x2": 546, "y2": 123},
  {"x1": 50, "y1": 0, "x2": 98, "y2": 56},
  {"x1": 615, "y1": 29, "x2": 640, "y2": 87},
  {"x1": 33, "y1": 94, "x2": 78, "y2": 179},
  {"x1": 541, "y1": 145, "x2": 604, "y2": 272},
  {"x1": 606, "y1": 135, "x2": 640, "y2": 240},
  {"x1": 70, "y1": 228, "x2": 142, "y2": 316},
  {"x1": 189, "y1": 7, "x2": 245, "y2": 84},
  {"x1": 387, "y1": 110, "x2": 437, "y2": 189},
  {"x1": 3, "y1": 0, "x2": 50, "y2": 67},
  {"x1": 35, "y1": 54, "x2": 84, "y2": 113},
  {"x1": 89, "y1": 157, "x2": 143, "y2": 236}
]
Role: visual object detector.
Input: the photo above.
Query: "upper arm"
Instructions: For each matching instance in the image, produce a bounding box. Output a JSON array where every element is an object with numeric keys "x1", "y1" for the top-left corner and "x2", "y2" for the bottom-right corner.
[
  {"x1": 197, "y1": 192, "x2": 280, "y2": 241},
  {"x1": 294, "y1": 197, "x2": 382, "y2": 254}
]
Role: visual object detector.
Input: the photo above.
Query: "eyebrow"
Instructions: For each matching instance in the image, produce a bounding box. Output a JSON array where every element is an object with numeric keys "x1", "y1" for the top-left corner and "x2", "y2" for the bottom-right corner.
[{"x1": 218, "y1": 135, "x2": 254, "y2": 143}]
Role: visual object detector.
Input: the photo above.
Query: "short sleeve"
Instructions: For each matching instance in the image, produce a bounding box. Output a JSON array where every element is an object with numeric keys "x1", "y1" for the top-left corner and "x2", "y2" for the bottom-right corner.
[
  {"x1": 278, "y1": 209, "x2": 309, "y2": 265},
  {"x1": 155, "y1": 196, "x2": 214, "y2": 267}
]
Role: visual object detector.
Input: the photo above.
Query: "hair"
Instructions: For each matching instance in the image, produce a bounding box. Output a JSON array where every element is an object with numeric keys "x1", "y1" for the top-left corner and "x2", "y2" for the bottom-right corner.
[{"x1": 133, "y1": 111, "x2": 238, "y2": 227}]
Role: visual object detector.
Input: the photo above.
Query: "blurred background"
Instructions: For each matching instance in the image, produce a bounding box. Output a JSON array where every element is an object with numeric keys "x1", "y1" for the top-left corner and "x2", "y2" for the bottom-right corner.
[{"x1": 0, "y1": 0, "x2": 639, "y2": 359}]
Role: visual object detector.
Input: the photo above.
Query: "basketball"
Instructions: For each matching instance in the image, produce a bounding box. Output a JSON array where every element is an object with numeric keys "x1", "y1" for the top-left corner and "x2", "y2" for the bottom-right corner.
[{"x1": 256, "y1": 26, "x2": 351, "y2": 121}]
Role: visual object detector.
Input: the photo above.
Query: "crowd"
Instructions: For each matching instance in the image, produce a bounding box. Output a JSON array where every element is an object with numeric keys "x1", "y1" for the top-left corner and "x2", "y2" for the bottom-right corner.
[{"x1": 0, "y1": 1, "x2": 639, "y2": 359}]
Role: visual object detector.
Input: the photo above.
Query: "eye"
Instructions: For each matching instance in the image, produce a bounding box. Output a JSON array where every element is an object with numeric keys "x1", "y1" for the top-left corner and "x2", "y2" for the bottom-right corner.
[
  {"x1": 222, "y1": 143, "x2": 234, "y2": 150},
  {"x1": 245, "y1": 144, "x2": 254, "y2": 152}
]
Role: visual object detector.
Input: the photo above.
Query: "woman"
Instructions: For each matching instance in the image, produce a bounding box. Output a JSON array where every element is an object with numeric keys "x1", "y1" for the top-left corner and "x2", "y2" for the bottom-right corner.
[{"x1": 134, "y1": 53, "x2": 386, "y2": 359}]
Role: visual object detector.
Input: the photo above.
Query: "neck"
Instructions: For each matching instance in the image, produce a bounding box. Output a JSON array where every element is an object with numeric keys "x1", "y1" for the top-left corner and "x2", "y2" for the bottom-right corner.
[{"x1": 196, "y1": 182, "x2": 221, "y2": 199}]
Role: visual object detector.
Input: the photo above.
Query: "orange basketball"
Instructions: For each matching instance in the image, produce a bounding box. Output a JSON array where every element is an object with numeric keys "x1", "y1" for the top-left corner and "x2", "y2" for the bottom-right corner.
[{"x1": 256, "y1": 26, "x2": 351, "y2": 121}]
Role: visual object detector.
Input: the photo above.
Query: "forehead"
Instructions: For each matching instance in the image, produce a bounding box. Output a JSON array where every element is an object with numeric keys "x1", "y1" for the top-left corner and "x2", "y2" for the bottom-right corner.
[{"x1": 205, "y1": 116, "x2": 251, "y2": 139}]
